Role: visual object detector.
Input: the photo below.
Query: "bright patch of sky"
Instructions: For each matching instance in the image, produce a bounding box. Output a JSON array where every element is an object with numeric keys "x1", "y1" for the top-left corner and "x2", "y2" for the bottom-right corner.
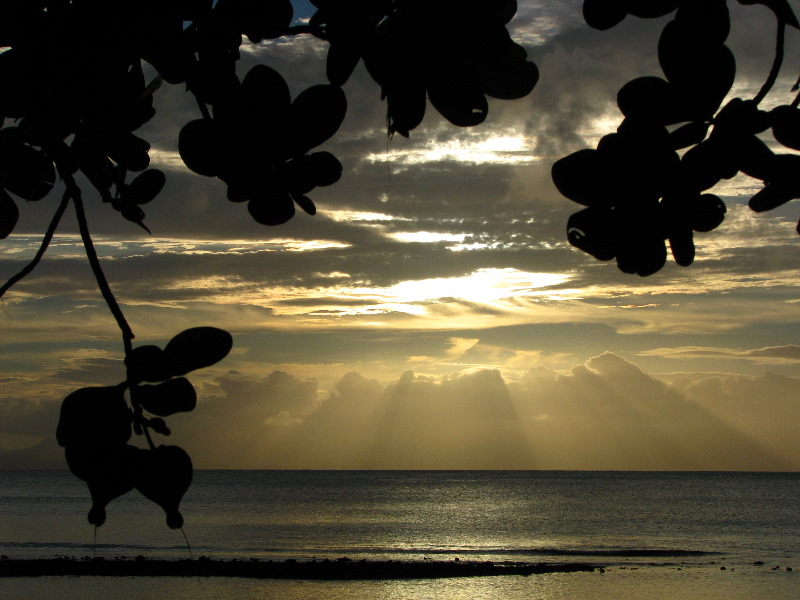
[{"x1": 365, "y1": 134, "x2": 537, "y2": 166}]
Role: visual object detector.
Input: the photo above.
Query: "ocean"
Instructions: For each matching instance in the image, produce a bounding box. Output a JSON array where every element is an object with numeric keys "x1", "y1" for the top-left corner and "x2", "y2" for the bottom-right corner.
[{"x1": 1, "y1": 470, "x2": 798, "y2": 599}]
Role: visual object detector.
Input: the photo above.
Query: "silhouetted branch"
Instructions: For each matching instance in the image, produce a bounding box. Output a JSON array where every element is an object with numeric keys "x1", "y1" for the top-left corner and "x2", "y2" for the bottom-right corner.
[
  {"x1": 68, "y1": 173, "x2": 135, "y2": 354},
  {"x1": 0, "y1": 191, "x2": 70, "y2": 299},
  {"x1": 753, "y1": 19, "x2": 785, "y2": 106}
]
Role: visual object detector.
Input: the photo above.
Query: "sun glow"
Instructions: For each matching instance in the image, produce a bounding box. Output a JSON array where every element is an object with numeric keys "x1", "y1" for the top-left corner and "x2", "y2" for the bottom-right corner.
[
  {"x1": 364, "y1": 134, "x2": 536, "y2": 166},
  {"x1": 386, "y1": 268, "x2": 571, "y2": 303}
]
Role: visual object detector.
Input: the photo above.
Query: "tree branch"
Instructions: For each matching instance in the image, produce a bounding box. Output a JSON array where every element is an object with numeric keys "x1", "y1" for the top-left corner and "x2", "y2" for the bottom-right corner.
[
  {"x1": 753, "y1": 19, "x2": 786, "y2": 106},
  {"x1": 68, "y1": 173, "x2": 135, "y2": 354},
  {"x1": 0, "y1": 190, "x2": 70, "y2": 299}
]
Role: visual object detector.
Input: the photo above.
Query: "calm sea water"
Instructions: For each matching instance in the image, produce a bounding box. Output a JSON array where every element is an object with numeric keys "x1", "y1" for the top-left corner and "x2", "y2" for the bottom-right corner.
[{"x1": 1, "y1": 470, "x2": 798, "y2": 599}]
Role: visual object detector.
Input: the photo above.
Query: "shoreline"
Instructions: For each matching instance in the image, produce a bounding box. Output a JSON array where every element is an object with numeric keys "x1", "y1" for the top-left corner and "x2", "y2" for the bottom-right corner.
[{"x1": 0, "y1": 557, "x2": 597, "y2": 580}]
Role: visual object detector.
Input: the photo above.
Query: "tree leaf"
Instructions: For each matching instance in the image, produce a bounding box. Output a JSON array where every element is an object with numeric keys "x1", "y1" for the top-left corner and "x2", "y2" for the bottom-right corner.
[
  {"x1": 126, "y1": 344, "x2": 173, "y2": 383},
  {"x1": 163, "y1": 326, "x2": 233, "y2": 375},
  {"x1": 135, "y1": 377, "x2": 198, "y2": 416},
  {"x1": 56, "y1": 386, "x2": 132, "y2": 449},
  {"x1": 122, "y1": 169, "x2": 166, "y2": 205},
  {"x1": 134, "y1": 445, "x2": 193, "y2": 529},
  {"x1": 1, "y1": 144, "x2": 56, "y2": 201},
  {"x1": 288, "y1": 85, "x2": 347, "y2": 156},
  {"x1": 291, "y1": 193, "x2": 316, "y2": 216},
  {"x1": 427, "y1": 63, "x2": 488, "y2": 127},
  {"x1": 248, "y1": 189, "x2": 296, "y2": 226},
  {"x1": 0, "y1": 187, "x2": 18, "y2": 239}
]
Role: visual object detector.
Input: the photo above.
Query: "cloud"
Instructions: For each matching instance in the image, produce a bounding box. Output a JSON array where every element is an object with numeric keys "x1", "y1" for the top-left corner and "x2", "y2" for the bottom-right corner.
[
  {"x1": 3, "y1": 352, "x2": 799, "y2": 470},
  {"x1": 137, "y1": 354, "x2": 800, "y2": 470},
  {"x1": 640, "y1": 345, "x2": 800, "y2": 365}
]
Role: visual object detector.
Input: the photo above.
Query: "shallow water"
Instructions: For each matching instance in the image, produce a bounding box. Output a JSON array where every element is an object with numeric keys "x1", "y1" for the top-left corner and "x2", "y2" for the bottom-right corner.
[{"x1": 1, "y1": 470, "x2": 798, "y2": 599}]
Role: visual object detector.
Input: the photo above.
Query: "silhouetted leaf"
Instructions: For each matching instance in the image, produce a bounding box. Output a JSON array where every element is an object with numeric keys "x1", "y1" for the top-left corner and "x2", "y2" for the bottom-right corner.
[
  {"x1": 552, "y1": 149, "x2": 609, "y2": 206},
  {"x1": 734, "y1": 135, "x2": 774, "y2": 180},
  {"x1": 713, "y1": 98, "x2": 770, "y2": 136},
  {"x1": 771, "y1": 105, "x2": 800, "y2": 150},
  {"x1": 749, "y1": 154, "x2": 800, "y2": 211},
  {"x1": 288, "y1": 85, "x2": 347, "y2": 156},
  {"x1": 566, "y1": 207, "x2": 617, "y2": 261},
  {"x1": 386, "y1": 81, "x2": 427, "y2": 137},
  {"x1": 307, "y1": 151, "x2": 343, "y2": 186},
  {"x1": 476, "y1": 44, "x2": 539, "y2": 100},
  {"x1": 78, "y1": 153, "x2": 116, "y2": 198},
  {"x1": 0, "y1": 188, "x2": 18, "y2": 239},
  {"x1": 617, "y1": 77, "x2": 686, "y2": 125},
  {"x1": 242, "y1": 64, "x2": 291, "y2": 136},
  {"x1": 1, "y1": 145, "x2": 56, "y2": 201},
  {"x1": 0, "y1": 48, "x2": 33, "y2": 118},
  {"x1": 126, "y1": 344, "x2": 173, "y2": 383},
  {"x1": 749, "y1": 184, "x2": 794, "y2": 212},
  {"x1": 291, "y1": 193, "x2": 317, "y2": 216},
  {"x1": 327, "y1": 42, "x2": 362, "y2": 87},
  {"x1": 678, "y1": 141, "x2": 735, "y2": 192},
  {"x1": 122, "y1": 169, "x2": 166, "y2": 205},
  {"x1": 668, "y1": 229, "x2": 696, "y2": 266},
  {"x1": 658, "y1": 22, "x2": 736, "y2": 120},
  {"x1": 65, "y1": 444, "x2": 141, "y2": 526},
  {"x1": 56, "y1": 386, "x2": 132, "y2": 448},
  {"x1": 163, "y1": 326, "x2": 233, "y2": 376},
  {"x1": 179, "y1": 119, "x2": 223, "y2": 176},
  {"x1": 147, "y1": 417, "x2": 171, "y2": 436},
  {"x1": 135, "y1": 445, "x2": 193, "y2": 529},
  {"x1": 691, "y1": 194, "x2": 727, "y2": 231},
  {"x1": 617, "y1": 237, "x2": 666, "y2": 276},
  {"x1": 121, "y1": 203, "x2": 151, "y2": 233},
  {"x1": 669, "y1": 121, "x2": 710, "y2": 150},
  {"x1": 0, "y1": 127, "x2": 21, "y2": 161},
  {"x1": 428, "y1": 63, "x2": 488, "y2": 127},
  {"x1": 217, "y1": 0, "x2": 293, "y2": 42},
  {"x1": 107, "y1": 132, "x2": 151, "y2": 172},
  {"x1": 282, "y1": 157, "x2": 316, "y2": 195},
  {"x1": 135, "y1": 377, "x2": 198, "y2": 416},
  {"x1": 674, "y1": 0, "x2": 730, "y2": 45},
  {"x1": 583, "y1": 0, "x2": 627, "y2": 30},
  {"x1": 248, "y1": 189, "x2": 296, "y2": 225},
  {"x1": 495, "y1": 0, "x2": 519, "y2": 24}
]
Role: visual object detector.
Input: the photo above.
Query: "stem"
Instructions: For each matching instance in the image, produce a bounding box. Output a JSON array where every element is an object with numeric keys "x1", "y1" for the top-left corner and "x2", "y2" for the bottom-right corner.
[
  {"x1": 141, "y1": 423, "x2": 156, "y2": 451},
  {"x1": 753, "y1": 19, "x2": 785, "y2": 106},
  {"x1": 68, "y1": 173, "x2": 135, "y2": 355},
  {"x1": 0, "y1": 190, "x2": 70, "y2": 298},
  {"x1": 195, "y1": 93, "x2": 211, "y2": 120}
]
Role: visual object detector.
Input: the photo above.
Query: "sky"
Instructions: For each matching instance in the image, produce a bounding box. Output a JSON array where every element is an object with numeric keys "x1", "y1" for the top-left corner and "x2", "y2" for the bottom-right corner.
[{"x1": 1, "y1": 1, "x2": 799, "y2": 470}]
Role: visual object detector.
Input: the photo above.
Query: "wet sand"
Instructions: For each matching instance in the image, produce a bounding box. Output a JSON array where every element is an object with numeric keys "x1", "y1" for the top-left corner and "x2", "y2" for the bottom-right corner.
[{"x1": 0, "y1": 557, "x2": 596, "y2": 580}]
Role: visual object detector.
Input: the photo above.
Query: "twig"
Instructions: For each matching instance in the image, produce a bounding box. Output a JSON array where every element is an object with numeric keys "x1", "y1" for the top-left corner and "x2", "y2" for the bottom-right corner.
[
  {"x1": 753, "y1": 19, "x2": 786, "y2": 106},
  {"x1": 68, "y1": 173, "x2": 135, "y2": 355},
  {"x1": 0, "y1": 190, "x2": 70, "y2": 298}
]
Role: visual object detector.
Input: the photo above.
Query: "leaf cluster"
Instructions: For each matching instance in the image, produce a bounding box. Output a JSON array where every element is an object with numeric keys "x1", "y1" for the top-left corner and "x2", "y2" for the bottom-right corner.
[
  {"x1": 55, "y1": 327, "x2": 232, "y2": 529},
  {"x1": 554, "y1": 0, "x2": 800, "y2": 275}
]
